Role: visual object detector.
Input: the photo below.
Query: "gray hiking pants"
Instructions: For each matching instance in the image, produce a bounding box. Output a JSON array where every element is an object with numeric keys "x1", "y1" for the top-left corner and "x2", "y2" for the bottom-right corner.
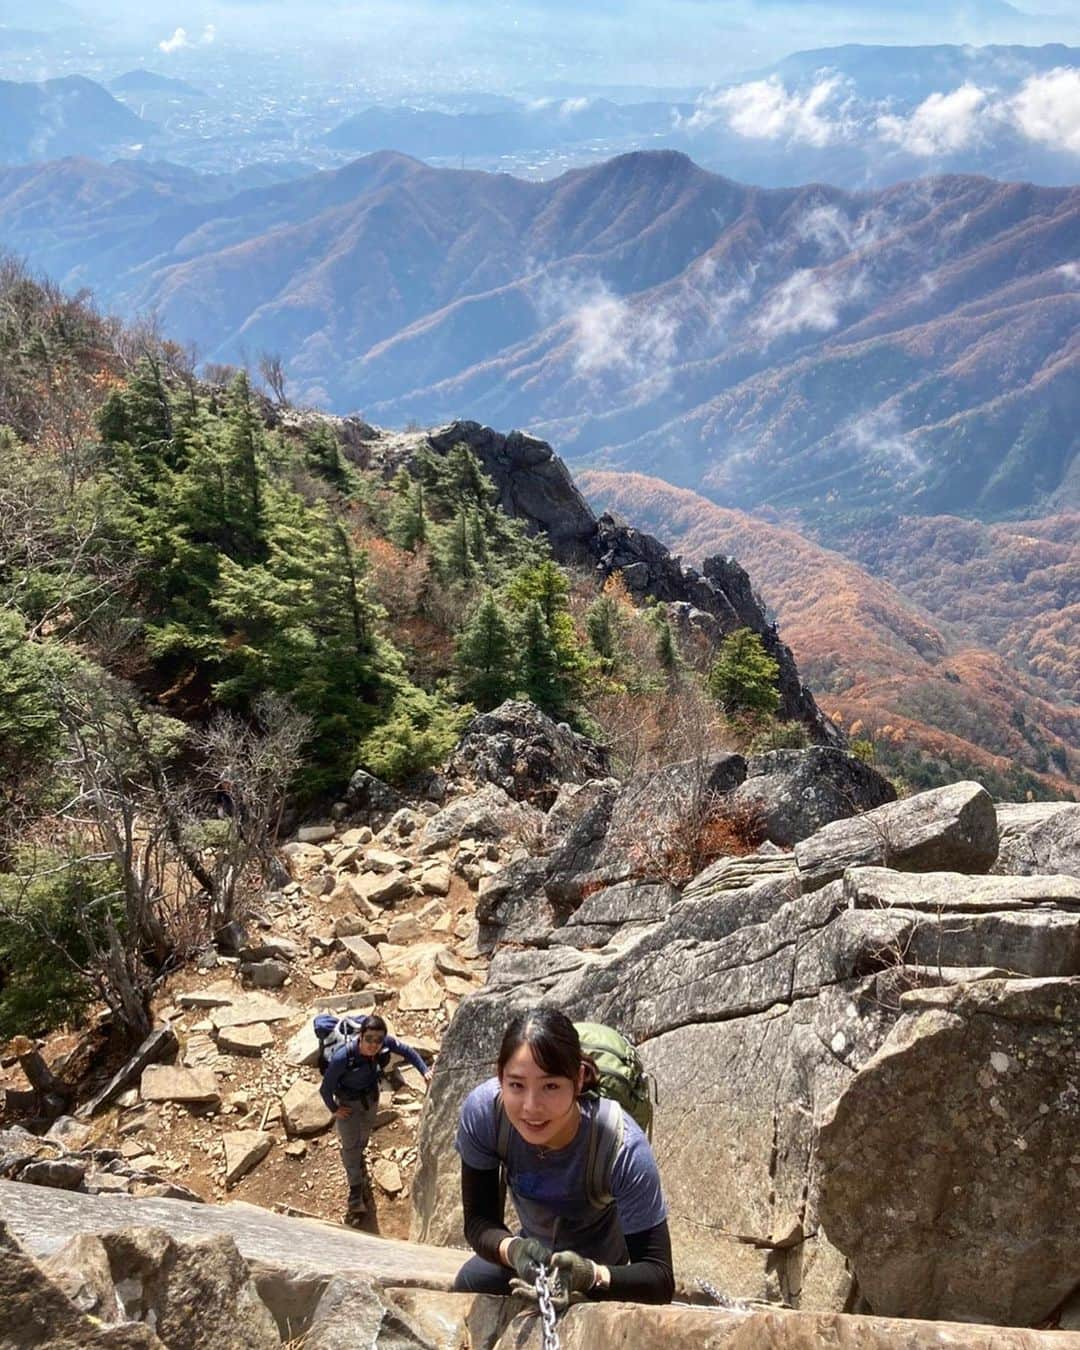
[{"x1": 335, "y1": 1095, "x2": 379, "y2": 1190}]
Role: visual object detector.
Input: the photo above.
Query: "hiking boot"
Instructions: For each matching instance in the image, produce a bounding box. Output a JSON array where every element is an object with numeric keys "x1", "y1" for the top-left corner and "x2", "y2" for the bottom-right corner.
[{"x1": 346, "y1": 1187, "x2": 367, "y2": 1218}]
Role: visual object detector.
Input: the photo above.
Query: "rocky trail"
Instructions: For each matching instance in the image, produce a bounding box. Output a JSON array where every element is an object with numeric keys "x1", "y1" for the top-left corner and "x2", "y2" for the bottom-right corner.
[{"x1": 3, "y1": 702, "x2": 1080, "y2": 1346}]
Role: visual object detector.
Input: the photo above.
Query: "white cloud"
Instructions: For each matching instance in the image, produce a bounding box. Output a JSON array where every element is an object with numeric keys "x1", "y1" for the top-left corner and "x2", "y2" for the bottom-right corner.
[
  {"x1": 570, "y1": 284, "x2": 677, "y2": 379},
  {"x1": 158, "y1": 23, "x2": 216, "y2": 54},
  {"x1": 686, "y1": 75, "x2": 852, "y2": 149},
  {"x1": 844, "y1": 407, "x2": 924, "y2": 478},
  {"x1": 753, "y1": 267, "x2": 865, "y2": 341},
  {"x1": 876, "y1": 83, "x2": 988, "y2": 156},
  {"x1": 1059, "y1": 262, "x2": 1080, "y2": 285},
  {"x1": 159, "y1": 27, "x2": 190, "y2": 53},
  {"x1": 1010, "y1": 68, "x2": 1080, "y2": 154}
]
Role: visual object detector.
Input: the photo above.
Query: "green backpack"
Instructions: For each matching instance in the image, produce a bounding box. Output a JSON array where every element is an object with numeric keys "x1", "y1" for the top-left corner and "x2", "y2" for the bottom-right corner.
[{"x1": 575, "y1": 1021, "x2": 654, "y2": 1138}]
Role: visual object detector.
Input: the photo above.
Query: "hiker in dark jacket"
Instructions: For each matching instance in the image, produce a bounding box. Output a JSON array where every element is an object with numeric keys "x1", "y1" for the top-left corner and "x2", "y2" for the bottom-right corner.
[
  {"x1": 320, "y1": 1013, "x2": 431, "y2": 1218},
  {"x1": 452, "y1": 1006, "x2": 674, "y2": 1305}
]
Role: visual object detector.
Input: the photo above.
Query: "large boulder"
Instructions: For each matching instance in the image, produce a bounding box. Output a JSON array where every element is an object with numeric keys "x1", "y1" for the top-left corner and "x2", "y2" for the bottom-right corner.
[
  {"x1": 447, "y1": 700, "x2": 610, "y2": 808},
  {"x1": 795, "y1": 781, "x2": 999, "y2": 891},
  {"x1": 728, "y1": 747, "x2": 896, "y2": 848},
  {"x1": 414, "y1": 785, "x2": 1080, "y2": 1322},
  {"x1": 418, "y1": 784, "x2": 545, "y2": 855},
  {"x1": 817, "y1": 977, "x2": 1080, "y2": 1327},
  {"x1": 0, "y1": 1220, "x2": 161, "y2": 1348},
  {"x1": 44, "y1": 1227, "x2": 280, "y2": 1348},
  {"x1": 992, "y1": 803, "x2": 1080, "y2": 879},
  {"x1": 545, "y1": 753, "x2": 747, "y2": 903}
]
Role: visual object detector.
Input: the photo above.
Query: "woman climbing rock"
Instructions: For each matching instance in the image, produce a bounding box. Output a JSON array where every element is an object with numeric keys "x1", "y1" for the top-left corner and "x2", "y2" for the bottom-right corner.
[
  {"x1": 316, "y1": 1011, "x2": 432, "y2": 1220},
  {"x1": 452, "y1": 1006, "x2": 674, "y2": 1305}
]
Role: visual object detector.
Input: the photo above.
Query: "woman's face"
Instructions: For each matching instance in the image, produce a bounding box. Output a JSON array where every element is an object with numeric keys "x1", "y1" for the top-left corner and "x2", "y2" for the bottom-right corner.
[
  {"x1": 499, "y1": 1043, "x2": 582, "y2": 1150},
  {"x1": 358, "y1": 1029, "x2": 385, "y2": 1059}
]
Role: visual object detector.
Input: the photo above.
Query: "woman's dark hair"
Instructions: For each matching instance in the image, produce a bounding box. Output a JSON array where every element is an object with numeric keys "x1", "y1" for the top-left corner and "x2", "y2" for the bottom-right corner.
[
  {"x1": 361, "y1": 1014, "x2": 388, "y2": 1036},
  {"x1": 497, "y1": 1007, "x2": 598, "y2": 1092}
]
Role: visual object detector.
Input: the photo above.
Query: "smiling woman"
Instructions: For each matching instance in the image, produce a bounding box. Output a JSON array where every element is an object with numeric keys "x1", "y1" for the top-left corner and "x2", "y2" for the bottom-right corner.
[{"x1": 452, "y1": 1007, "x2": 675, "y2": 1305}]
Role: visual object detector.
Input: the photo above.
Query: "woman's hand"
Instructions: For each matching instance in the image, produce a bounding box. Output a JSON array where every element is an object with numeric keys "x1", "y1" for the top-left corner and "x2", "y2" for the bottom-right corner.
[
  {"x1": 549, "y1": 1250, "x2": 599, "y2": 1308},
  {"x1": 504, "y1": 1236, "x2": 552, "y2": 1281},
  {"x1": 424, "y1": 1069, "x2": 434, "y2": 1085},
  {"x1": 333, "y1": 1105, "x2": 352, "y2": 1119}
]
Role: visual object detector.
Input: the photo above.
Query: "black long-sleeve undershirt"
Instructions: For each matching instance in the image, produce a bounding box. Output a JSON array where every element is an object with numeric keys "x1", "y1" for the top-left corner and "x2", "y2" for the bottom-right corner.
[{"x1": 460, "y1": 1162, "x2": 675, "y2": 1305}]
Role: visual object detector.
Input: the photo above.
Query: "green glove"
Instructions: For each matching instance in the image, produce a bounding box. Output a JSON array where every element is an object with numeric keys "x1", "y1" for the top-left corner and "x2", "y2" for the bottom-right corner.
[
  {"x1": 506, "y1": 1236, "x2": 552, "y2": 1282},
  {"x1": 549, "y1": 1249, "x2": 597, "y2": 1309}
]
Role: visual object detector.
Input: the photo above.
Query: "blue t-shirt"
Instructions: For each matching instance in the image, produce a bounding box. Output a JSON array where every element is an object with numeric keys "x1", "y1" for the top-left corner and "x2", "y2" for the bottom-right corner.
[{"x1": 456, "y1": 1076, "x2": 666, "y2": 1251}]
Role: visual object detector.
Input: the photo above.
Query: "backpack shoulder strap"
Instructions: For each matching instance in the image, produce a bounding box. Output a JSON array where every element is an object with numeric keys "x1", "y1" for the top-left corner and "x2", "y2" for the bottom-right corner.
[
  {"x1": 494, "y1": 1090, "x2": 511, "y2": 1224},
  {"x1": 584, "y1": 1096, "x2": 624, "y2": 1211}
]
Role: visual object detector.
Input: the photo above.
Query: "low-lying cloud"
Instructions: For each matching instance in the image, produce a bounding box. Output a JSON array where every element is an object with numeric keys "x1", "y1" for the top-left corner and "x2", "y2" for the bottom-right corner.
[
  {"x1": 570, "y1": 284, "x2": 677, "y2": 380},
  {"x1": 877, "y1": 83, "x2": 988, "y2": 156},
  {"x1": 753, "y1": 266, "x2": 865, "y2": 341},
  {"x1": 685, "y1": 65, "x2": 1080, "y2": 160},
  {"x1": 1011, "y1": 67, "x2": 1080, "y2": 154},
  {"x1": 159, "y1": 24, "x2": 216, "y2": 54},
  {"x1": 686, "y1": 74, "x2": 853, "y2": 148}
]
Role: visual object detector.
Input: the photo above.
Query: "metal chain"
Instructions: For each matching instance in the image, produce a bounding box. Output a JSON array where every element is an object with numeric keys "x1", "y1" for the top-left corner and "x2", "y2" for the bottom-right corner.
[{"x1": 534, "y1": 1263, "x2": 561, "y2": 1350}]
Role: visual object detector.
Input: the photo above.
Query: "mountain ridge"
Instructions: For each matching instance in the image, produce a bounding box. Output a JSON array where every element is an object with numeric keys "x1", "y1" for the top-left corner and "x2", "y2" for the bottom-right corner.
[{"x1": 1, "y1": 149, "x2": 1076, "y2": 526}]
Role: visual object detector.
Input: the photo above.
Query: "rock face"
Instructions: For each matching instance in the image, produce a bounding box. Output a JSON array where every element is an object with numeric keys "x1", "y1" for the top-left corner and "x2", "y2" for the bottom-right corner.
[
  {"x1": 418, "y1": 784, "x2": 545, "y2": 855},
  {"x1": 794, "y1": 781, "x2": 999, "y2": 891},
  {"x1": 993, "y1": 803, "x2": 1080, "y2": 879},
  {"x1": 447, "y1": 700, "x2": 610, "y2": 808},
  {"x1": 6, "y1": 1181, "x2": 1078, "y2": 1348},
  {"x1": 413, "y1": 778, "x2": 1080, "y2": 1326},
  {"x1": 412, "y1": 421, "x2": 837, "y2": 744},
  {"x1": 728, "y1": 747, "x2": 896, "y2": 848},
  {"x1": 817, "y1": 977, "x2": 1080, "y2": 1327}
]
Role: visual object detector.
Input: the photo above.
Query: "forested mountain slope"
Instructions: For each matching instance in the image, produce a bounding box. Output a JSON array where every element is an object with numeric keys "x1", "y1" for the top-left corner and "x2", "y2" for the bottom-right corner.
[
  {"x1": 582, "y1": 469, "x2": 1079, "y2": 798},
  {"x1": 2, "y1": 150, "x2": 1076, "y2": 527}
]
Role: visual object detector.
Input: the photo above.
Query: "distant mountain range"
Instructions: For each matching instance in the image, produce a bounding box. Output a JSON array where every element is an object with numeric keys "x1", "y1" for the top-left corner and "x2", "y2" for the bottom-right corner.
[
  {"x1": 0, "y1": 75, "x2": 148, "y2": 162},
  {"x1": 582, "y1": 469, "x2": 1079, "y2": 796},
  {"x1": 320, "y1": 43, "x2": 1080, "y2": 190},
  {"x1": 4, "y1": 148, "x2": 1074, "y2": 526}
]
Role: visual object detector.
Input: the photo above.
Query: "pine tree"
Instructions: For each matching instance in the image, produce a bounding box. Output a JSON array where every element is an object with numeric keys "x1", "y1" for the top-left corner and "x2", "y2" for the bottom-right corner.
[
  {"x1": 586, "y1": 594, "x2": 622, "y2": 667},
  {"x1": 516, "y1": 601, "x2": 563, "y2": 713},
  {"x1": 455, "y1": 591, "x2": 515, "y2": 710},
  {"x1": 388, "y1": 469, "x2": 428, "y2": 551},
  {"x1": 437, "y1": 506, "x2": 476, "y2": 584},
  {"x1": 305, "y1": 422, "x2": 353, "y2": 492},
  {"x1": 707, "y1": 627, "x2": 780, "y2": 717},
  {"x1": 655, "y1": 616, "x2": 679, "y2": 678}
]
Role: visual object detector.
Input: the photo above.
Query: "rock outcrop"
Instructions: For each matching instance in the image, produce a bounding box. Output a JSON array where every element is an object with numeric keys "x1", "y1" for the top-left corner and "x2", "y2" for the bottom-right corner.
[
  {"x1": 818, "y1": 977, "x2": 1080, "y2": 1327},
  {"x1": 6, "y1": 1184, "x2": 1080, "y2": 1349},
  {"x1": 992, "y1": 803, "x2": 1080, "y2": 879},
  {"x1": 728, "y1": 747, "x2": 896, "y2": 849},
  {"x1": 447, "y1": 700, "x2": 610, "y2": 808},
  {"x1": 412, "y1": 778, "x2": 1080, "y2": 1328},
  {"x1": 381, "y1": 420, "x2": 838, "y2": 743}
]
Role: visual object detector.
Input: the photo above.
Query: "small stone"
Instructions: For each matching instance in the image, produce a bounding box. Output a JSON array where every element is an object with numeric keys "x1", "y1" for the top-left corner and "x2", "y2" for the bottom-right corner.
[
  {"x1": 217, "y1": 1022, "x2": 275, "y2": 1056},
  {"x1": 340, "y1": 827, "x2": 374, "y2": 847},
  {"x1": 387, "y1": 914, "x2": 424, "y2": 944},
  {"x1": 223, "y1": 1128, "x2": 273, "y2": 1185},
  {"x1": 141, "y1": 1065, "x2": 221, "y2": 1106},
  {"x1": 435, "y1": 948, "x2": 471, "y2": 979},
  {"x1": 398, "y1": 970, "x2": 444, "y2": 1012},
  {"x1": 372, "y1": 1158, "x2": 403, "y2": 1195},
  {"x1": 281, "y1": 1079, "x2": 332, "y2": 1137},
  {"x1": 337, "y1": 934, "x2": 382, "y2": 973},
  {"x1": 310, "y1": 971, "x2": 338, "y2": 991},
  {"x1": 284, "y1": 1140, "x2": 307, "y2": 1159},
  {"x1": 297, "y1": 824, "x2": 336, "y2": 844},
  {"x1": 364, "y1": 848, "x2": 411, "y2": 874}
]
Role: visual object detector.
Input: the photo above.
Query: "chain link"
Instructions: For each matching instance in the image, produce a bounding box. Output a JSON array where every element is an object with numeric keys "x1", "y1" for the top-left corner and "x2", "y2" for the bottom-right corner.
[{"x1": 534, "y1": 1263, "x2": 561, "y2": 1350}]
